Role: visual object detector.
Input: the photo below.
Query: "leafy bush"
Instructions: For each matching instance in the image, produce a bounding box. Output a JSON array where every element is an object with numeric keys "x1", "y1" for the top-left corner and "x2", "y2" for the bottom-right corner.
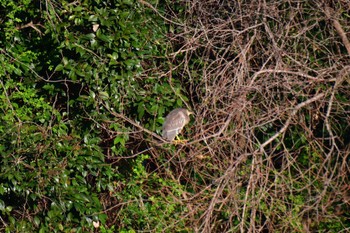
[
  {"x1": 0, "y1": 0, "x2": 186, "y2": 231},
  {"x1": 1, "y1": 0, "x2": 349, "y2": 232}
]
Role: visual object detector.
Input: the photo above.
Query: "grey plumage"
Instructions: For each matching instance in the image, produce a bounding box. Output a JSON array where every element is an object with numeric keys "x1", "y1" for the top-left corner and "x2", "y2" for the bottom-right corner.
[{"x1": 162, "y1": 108, "x2": 192, "y2": 141}]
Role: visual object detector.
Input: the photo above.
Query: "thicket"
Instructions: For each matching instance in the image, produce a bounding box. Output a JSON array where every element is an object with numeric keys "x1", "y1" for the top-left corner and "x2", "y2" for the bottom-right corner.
[{"x1": 0, "y1": 0, "x2": 349, "y2": 232}]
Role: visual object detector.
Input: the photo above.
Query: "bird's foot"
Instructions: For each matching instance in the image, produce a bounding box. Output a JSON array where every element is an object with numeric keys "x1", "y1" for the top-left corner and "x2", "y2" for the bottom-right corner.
[{"x1": 173, "y1": 139, "x2": 188, "y2": 144}]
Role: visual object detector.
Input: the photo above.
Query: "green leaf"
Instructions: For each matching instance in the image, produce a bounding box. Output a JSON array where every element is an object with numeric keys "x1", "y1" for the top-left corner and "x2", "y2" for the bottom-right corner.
[
  {"x1": 0, "y1": 200, "x2": 5, "y2": 211},
  {"x1": 34, "y1": 216, "x2": 41, "y2": 227},
  {"x1": 99, "y1": 91, "x2": 109, "y2": 100},
  {"x1": 88, "y1": 15, "x2": 98, "y2": 22}
]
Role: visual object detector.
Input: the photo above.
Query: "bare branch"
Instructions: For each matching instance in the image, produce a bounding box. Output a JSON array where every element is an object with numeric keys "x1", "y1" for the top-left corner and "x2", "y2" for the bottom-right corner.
[{"x1": 259, "y1": 93, "x2": 325, "y2": 152}]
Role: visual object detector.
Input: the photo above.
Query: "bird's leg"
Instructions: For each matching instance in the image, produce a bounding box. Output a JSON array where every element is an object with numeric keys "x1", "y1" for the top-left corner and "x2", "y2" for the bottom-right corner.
[{"x1": 173, "y1": 135, "x2": 188, "y2": 144}]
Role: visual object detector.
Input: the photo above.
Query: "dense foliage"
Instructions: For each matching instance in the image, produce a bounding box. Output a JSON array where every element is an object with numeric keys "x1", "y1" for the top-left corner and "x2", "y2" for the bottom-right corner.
[
  {"x1": 0, "y1": 0, "x2": 185, "y2": 232},
  {"x1": 1, "y1": 0, "x2": 349, "y2": 232}
]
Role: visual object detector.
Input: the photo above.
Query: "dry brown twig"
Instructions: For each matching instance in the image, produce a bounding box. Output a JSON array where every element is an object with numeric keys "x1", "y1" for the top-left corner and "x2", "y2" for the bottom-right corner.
[
  {"x1": 324, "y1": 6, "x2": 350, "y2": 55},
  {"x1": 158, "y1": 0, "x2": 350, "y2": 232},
  {"x1": 16, "y1": 21, "x2": 44, "y2": 35},
  {"x1": 258, "y1": 92, "x2": 325, "y2": 153}
]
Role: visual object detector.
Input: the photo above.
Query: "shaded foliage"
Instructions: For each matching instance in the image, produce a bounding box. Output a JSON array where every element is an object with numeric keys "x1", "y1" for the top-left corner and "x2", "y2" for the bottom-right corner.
[{"x1": 0, "y1": 0, "x2": 186, "y2": 232}]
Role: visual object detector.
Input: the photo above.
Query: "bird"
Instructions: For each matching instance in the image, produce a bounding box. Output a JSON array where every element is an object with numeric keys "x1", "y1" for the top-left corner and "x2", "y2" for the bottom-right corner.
[{"x1": 162, "y1": 108, "x2": 193, "y2": 141}]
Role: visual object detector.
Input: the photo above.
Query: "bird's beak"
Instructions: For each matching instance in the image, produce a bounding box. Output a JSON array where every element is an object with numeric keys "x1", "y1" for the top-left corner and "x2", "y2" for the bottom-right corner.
[{"x1": 188, "y1": 111, "x2": 194, "y2": 116}]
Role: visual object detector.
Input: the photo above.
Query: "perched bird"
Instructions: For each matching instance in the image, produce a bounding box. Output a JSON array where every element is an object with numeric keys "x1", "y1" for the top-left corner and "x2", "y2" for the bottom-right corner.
[{"x1": 162, "y1": 108, "x2": 193, "y2": 141}]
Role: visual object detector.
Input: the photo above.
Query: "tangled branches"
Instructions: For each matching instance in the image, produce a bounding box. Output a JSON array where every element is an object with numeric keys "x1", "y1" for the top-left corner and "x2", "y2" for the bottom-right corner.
[{"x1": 152, "y1": 0, "x2": 350, "y2": 232}]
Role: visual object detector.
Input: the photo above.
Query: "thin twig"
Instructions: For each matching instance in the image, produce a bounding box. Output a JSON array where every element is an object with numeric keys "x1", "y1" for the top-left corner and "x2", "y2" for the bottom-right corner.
[
  {"x1": 259, "y1": 93, "x2": 325, "y2": 152},
  {"x1": 324, "y1": 6, "x2": 350, "y2": 55}
]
